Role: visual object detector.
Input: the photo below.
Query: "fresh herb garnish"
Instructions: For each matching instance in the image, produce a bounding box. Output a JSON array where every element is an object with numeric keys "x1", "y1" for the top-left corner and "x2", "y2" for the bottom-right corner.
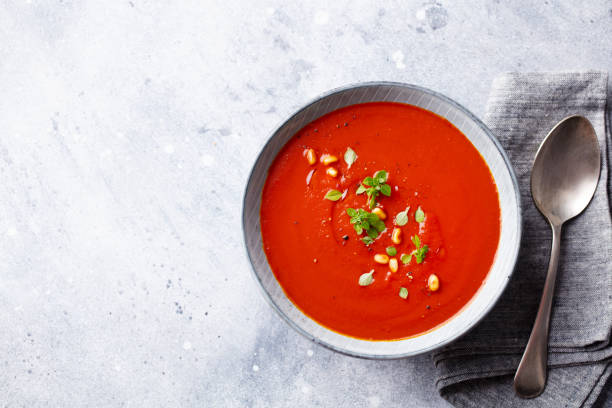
[
  {"x1": 415, "y1": 206, "x2": 425, "y2": 223},
  {"x1": 357, "y1": 170, "x2": 391, "y2": 209},
  {"x1": 358, "y1": 270, "x2": 374, "y2": 286},
  {"x1": 324, "y1": 189, "x2": 342, "y2": 201},
  {"x1": 399, "y1": 287, "x2": 408, "y2": 299},
  {"x1": 411, "y1": 235, "x2": 429, "y2": 264},
  {"x1": 346, "y1": 208, "x2": 386, "y2": 245},
  {"x1": 400, "y1": 235, "x2": 429, "y2": 264},
  {"x1": 394, "y1": 206, "x2": 410, "y2": 226},
  {"x1": 344, "y1": 147, "x2": 357, "y2": 168},
  {"x1": 386, "y1": 246, "x2": 397, "y2": 256},
  {"x1": 380, "y1": 184, "x2": 391, "y2": 196}
]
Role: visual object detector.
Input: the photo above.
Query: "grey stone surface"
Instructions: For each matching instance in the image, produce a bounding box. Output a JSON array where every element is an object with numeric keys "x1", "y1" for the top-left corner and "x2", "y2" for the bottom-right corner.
[{"x1": 0, "y1": 1, "x2": 609, "y2": 407}]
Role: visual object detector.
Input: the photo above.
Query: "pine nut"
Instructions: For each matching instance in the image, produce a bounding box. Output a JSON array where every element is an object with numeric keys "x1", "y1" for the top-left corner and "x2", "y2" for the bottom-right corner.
[
  {"x1": 326, "y1": 167, "x2": 338, "y2": 177},
  {"x1": 428, "y1": 274, "x2": 440, "y2": 292},
  {"x1": 389, "y1": 258, "x2": 398, "y2": 273},
  {"x1": 374, "y1": 254, "x2": 389, "y2": 264},
  {"x1": 391, "y1": 227, "x2": 402, "y2": 244},
  {"x1": 372, "y1": 207, "x2": 386, "y2": 220},
  {"x1": 321, "y1": 154, "x2": 338, "y2": 165},
  {"x1": 305, "y1": 149, "x2": 317, "y2": 165}
]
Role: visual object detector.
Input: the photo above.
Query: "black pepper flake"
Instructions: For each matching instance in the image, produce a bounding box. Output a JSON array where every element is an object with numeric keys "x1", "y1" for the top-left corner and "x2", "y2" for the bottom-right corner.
[
  {"x1": 342, "y1": 235, "x2": 349, "y2": 240},
  {"x1": 336, "y1": 124, "x2": 340, "y2": 128},
  {"x1": 426, "y1": 305, "x2": 431, "y2": 310},
  {"x1": 344, "y1": 122, "x2": 348, "y2": 127},
  {"x1": 314, "y1": 128, "x2": 318, "y2": 132}
]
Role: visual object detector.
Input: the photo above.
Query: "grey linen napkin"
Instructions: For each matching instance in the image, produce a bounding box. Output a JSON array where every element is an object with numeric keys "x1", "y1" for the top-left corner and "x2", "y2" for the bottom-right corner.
[{"x1": 433, "y1": 72, "x2": 611, "y2": 407}]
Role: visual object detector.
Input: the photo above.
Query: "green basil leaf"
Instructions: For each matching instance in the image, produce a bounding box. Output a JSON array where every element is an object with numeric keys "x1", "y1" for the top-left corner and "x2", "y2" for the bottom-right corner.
[
  {"x1": 356, "y1": 184, "x2": 366, "y2": 194},
  {"x1": 363, "y1": 177, "x2": 374, "y2": 186},
  {"x1": 372, "y1": 218, "x2": 386, "y2": 232},
  {"x1": 344, "y1": 147, "x2": 357, "y2": 168},
  {"x1": 362, "y1": 236, "x2": 374, "y2": 245},
  {"x1": 358, "y1": 270, "x2": 374, "y2": 286},
  {"x1": 366, "y1": 212, "x2": 379, "y2": 222},
  {"x1": 412, "y1": 235, "x2": 420, "y2": 248},
  {"x1": 367, "y1": 228, "x2": 378, "y2": 239},
  {"x1": 401, "y1": 253, "x2": 411, "y2": 264},
  {"x1": 395, "y1": 207, "x2": 409, "y2": 226},
  {"x1": 386, "y1": 246, "x2": 397, "y2": 256},
  {"x1": 354, "y1": 224, "x2": 363, "y2": 235},
  {"x1": 399, "y1": 287, "x2": 408, "y2": 299},
  {"x1": 415, "y1": 245, "x2": 429, "y2": 264},
  {"x1": 346, "y1": 208, "x2": 357, "y2": 217},
  {"x1": 415, "y1": 206, "x2": 425, "y2": 223},
  {"x1": 374, "y1": 170, "x2": 387, "y2": 182},
  {"x1": 380, "y1": 184, "x2": 391, "y2": 197},
  {"x1": 324, "y1": 189, "x2": 342, "y2": 201}
]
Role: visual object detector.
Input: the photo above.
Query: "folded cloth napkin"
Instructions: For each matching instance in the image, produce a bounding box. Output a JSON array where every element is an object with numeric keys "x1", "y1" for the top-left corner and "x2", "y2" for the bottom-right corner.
[{"x1": 433, "y1": 72, "x2": 611, "y2": 407}]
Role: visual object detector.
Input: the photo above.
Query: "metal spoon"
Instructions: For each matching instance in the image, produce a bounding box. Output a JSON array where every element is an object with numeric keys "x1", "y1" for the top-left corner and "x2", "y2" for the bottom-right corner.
[{"x1": 513, "y1": 115, "x2": 601, "y2": 398}]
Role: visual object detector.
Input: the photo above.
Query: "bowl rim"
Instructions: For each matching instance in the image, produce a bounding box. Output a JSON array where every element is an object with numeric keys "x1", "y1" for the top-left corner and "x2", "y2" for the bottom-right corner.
[{"x1": 242, "y1": 81, "x2": 522, "y2": 359}]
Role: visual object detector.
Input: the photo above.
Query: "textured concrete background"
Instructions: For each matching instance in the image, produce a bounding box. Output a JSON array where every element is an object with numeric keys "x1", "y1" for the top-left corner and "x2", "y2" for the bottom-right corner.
[{"x1": 0, "y1": 1, "x2": 610, "y2": 407}]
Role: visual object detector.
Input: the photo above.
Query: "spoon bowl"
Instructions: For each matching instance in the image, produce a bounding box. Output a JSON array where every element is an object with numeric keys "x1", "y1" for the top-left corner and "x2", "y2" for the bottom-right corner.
[
  {"x1": 531, "y1": 116, "x2": 601, "y2": 224},
  {"x1": 514, "y1": 115, "x2": 601, "y2": 398}
]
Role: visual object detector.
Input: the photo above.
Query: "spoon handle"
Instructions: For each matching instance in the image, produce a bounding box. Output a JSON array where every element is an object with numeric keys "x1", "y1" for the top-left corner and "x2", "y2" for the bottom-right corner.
[{"x1": 513, "y1": 222, "x2": 562, "y2": 398}]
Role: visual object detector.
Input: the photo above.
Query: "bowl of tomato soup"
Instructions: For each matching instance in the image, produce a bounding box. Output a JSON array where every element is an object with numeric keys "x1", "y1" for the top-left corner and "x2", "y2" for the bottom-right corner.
[{"x1": 243, "y1": 83, "x2": 521, "y2": 358}]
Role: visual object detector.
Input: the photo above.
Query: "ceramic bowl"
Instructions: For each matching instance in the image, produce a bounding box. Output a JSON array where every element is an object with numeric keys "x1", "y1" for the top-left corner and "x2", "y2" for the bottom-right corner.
[{"x1": 243, "y1": 82, "x2": 521, "y2": 358}]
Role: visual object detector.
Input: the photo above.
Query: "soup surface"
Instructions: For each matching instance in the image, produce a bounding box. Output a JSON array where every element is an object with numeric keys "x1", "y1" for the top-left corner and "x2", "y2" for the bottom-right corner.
[{"x1": 260, "y1": 102, "x2": 500, "y2": 340}]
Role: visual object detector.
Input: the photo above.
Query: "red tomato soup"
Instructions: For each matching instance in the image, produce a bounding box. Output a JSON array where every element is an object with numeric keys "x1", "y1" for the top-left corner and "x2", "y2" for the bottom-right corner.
[{"x1": 260, "y1": 102, "x2": 500, "y2": 340}]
